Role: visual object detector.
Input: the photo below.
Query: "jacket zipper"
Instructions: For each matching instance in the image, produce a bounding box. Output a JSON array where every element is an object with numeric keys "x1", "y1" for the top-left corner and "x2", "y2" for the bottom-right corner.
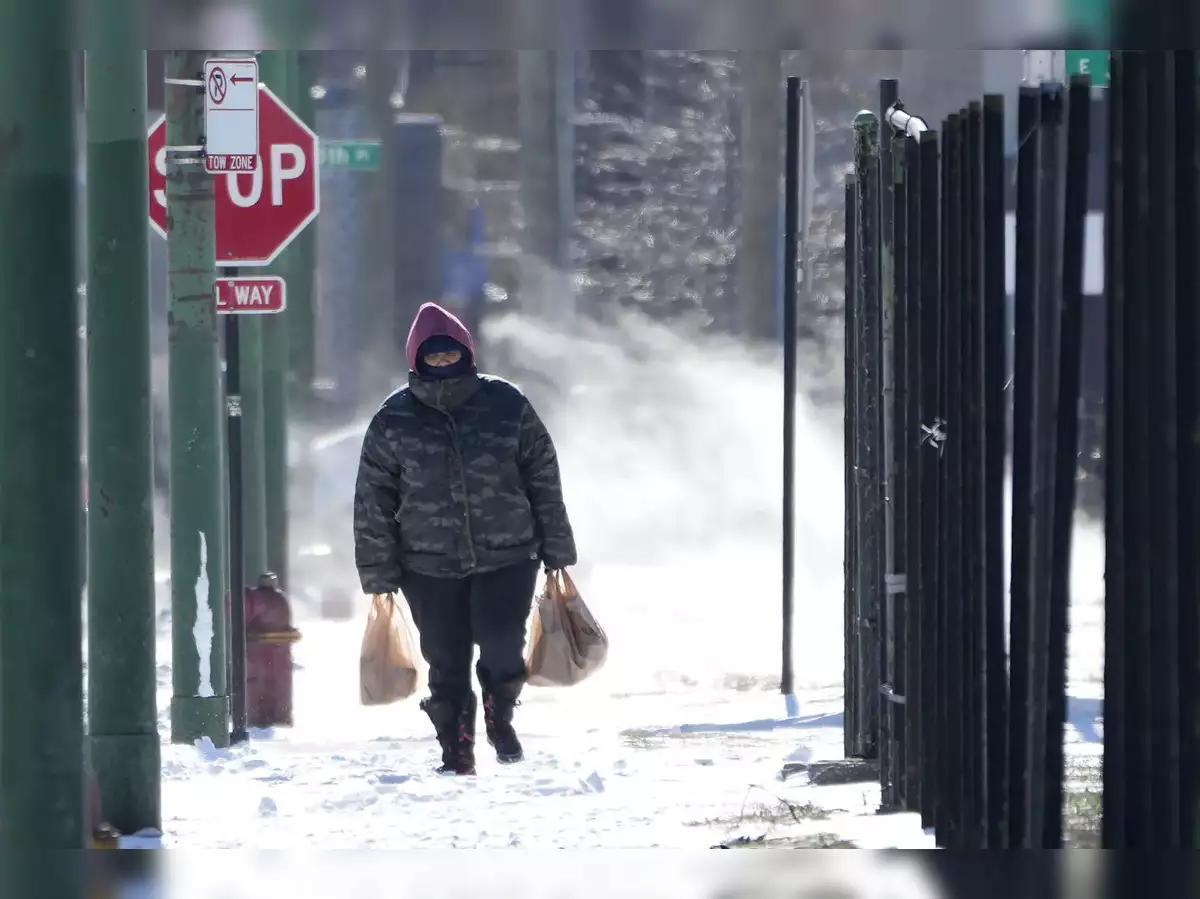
[{"x1": 439, "y1": 384, "x2": 478, "y2": 569}]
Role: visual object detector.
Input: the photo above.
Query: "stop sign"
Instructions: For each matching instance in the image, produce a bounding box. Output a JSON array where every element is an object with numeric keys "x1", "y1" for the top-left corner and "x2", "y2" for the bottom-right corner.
[{"x1": 148, "y1": 84, "x2": 319, "y2": 267}]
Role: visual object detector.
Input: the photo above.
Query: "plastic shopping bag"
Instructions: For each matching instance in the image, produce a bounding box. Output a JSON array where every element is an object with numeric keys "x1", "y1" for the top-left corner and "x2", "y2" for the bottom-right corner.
[
  {"x1": 524, "y1": 569, "x2": 608, "y2": 687},
  {"x1": 359, "y1": 593, "x2": 421, "y2": 705}
]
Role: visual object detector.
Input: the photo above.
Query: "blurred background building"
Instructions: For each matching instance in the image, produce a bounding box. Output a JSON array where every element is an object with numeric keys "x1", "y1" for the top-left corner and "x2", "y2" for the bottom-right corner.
[{"x1": 82, "y1": 6, "x2": 1107, "y2": 508}]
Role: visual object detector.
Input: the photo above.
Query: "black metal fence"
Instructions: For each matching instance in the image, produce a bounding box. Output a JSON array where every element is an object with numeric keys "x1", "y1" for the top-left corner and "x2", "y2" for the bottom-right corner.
[
  {"x1": 1102, "y1": 50, "x2": 1200, "y2": 850},
  {"x1": 842, "y1": 71, "x2": 1095, "y2": 847}
]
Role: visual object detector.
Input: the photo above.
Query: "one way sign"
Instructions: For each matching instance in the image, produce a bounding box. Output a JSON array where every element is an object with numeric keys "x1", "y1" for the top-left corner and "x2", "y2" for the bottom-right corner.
[{"x1": 215, "y1": 276, "x2": 286, "y2": 314}]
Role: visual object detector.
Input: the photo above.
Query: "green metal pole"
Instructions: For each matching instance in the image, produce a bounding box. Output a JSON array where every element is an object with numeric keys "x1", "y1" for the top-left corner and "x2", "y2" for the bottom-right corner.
[
  {"x1": 85, "y1": 41, "x2": 162, "y2": 832},
  {"x1": 286, "y1": 52, "x2": 319, "y2": 541},
  {"x1": 260, "y1": 50, "x2": 292, "y2": 590},
  {"x1": 0, "y1": 32, "x2": 86, "y2": 856},
  {"x1": 166, "y1": 50, "x2": 230, "y2": 747},
  {"x1": 240, "y1": 314, "x2": 268, "y2": 581},
  {"x1": 288, "y1": 52, "x2": 318, "y2": 412}
]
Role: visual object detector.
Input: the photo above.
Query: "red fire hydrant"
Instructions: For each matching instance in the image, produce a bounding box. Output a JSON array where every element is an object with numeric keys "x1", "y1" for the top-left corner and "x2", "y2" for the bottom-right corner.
[{"x1": 244, "y1": 572, "x2": 301, "y2": 728}]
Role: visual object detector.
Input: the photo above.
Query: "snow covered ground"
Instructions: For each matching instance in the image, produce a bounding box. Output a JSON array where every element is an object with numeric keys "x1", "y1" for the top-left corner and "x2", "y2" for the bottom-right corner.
[
  {"x1": 148, "y1": 622, "x2": 921, "y2": 850},
  {"x1": 123, "y1": 315, "x2": 1104, "y2": 853}
]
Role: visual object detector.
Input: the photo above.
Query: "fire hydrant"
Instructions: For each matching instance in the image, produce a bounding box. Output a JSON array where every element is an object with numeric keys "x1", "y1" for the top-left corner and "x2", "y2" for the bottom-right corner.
[{"x1": 244, "y1": 572, "x2": 301, "y2": 728}]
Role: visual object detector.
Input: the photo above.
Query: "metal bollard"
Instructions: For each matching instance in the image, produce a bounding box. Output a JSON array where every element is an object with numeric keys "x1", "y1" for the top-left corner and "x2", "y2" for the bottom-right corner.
[{"x1": 244, "y1": 572, "x2": 301, "y2": 728}]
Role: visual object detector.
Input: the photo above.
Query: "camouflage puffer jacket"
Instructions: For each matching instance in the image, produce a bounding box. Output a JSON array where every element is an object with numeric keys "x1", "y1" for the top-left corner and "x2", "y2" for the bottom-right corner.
[{"x1": 353, "y1": 372, "x2": 577, "y2": 588}]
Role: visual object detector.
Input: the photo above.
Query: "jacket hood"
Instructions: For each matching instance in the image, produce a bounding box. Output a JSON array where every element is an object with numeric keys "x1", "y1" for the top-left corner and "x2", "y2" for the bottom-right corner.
[{"x1": 404, "y1": 302, "x2": 476, "y2": 372}]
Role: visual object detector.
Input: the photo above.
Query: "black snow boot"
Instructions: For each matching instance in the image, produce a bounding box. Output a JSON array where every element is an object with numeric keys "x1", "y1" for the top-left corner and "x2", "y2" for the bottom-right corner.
[
  {"x1": 420, "y1": 694, "x2": 477, "y2": 775},
  {"x1": 481, "y1": 676, "x2": 524, "y2": 764}
]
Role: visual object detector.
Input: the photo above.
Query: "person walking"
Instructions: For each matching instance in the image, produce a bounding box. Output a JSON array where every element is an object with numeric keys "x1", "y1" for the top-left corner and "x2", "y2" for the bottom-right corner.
[{"x1": 353, "y1": 302, "x2": 577, "y2": 775}]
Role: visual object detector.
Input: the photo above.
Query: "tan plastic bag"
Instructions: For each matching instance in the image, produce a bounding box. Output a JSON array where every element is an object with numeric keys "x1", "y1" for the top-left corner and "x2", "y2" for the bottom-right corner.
[
  {"x1": 359, "y1": 593, "x2": 421, "y2": 705},
  {"x1": 525, "y1": 570, "x2": 608, "y2": 687}
]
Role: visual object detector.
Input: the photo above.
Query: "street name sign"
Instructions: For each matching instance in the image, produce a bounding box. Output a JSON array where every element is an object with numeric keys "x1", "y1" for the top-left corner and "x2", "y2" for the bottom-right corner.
[{"x1": 319, "y1": 140, "x2": 382, "y2": 171}]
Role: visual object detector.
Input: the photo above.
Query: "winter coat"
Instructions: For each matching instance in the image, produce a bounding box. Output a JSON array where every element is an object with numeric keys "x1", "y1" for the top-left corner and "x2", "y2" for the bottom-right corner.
[{"x1": 353, "y1": 303, "x2": 577, "y2": 590}]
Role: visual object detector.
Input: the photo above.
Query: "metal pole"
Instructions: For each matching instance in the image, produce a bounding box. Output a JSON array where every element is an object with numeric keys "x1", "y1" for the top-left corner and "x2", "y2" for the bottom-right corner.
[
  {"x1": 288, "y1": 52, "x2": 318, "y2": 412},
  {"x1": 225, "y1": 276, "x2": 249, "y2": 745},
  {"x1": 843, "y1": 174, "x2": 860, "y2": 758},
  {"x1": 740, "y1": 52, "x2": 782, "y2": 340},
  {"x1": 1170, "y1": 49, "x2": 1200, "y2": 850},
  {"x1": 980, "y1": 92, "x2": 1010, "y2": 848},
  {"x1": 259, "y1": 50, "x2": 292, "y2": 590},
  {"x1": 1043, "y1": 73, "x2": 1092, "y2": 850},
  {"x1": 877, "y1": 77, "x2": 900, "y2": 811},
  {"x1": 1101, "y1": 51, "x2": 1130, "y2": 850},
  {"x1": 962, "y1": 100, "x2": 984, "y2": 848},
  {"x1": 1008, "y1": 85, "x2": 1040, "y2": 848},
  {"x1": 1026, "y1": 83, "x2": 1065, "y2": 847},
  {"x1": 916, "y1": 129, "x2": 943, "y2": 834},
  {"x1": 166, "y1": 50, "x2": 230, "y2": 746},
  {"x1": 0, "y1": 34, "x2": 85, "y2": 858},
  {"x1": 886, "y1": 120, "x2": 912, "y2": 814},
  {"x1": 781, "y1": 76, "x2": 800, "y2": 709},
  {"x1": 901, "y1": 133, "x2": 923, "y2": 816},
  {"x1": 1140, "y1": 52, "x2": 1179, "y2": 847},
  {"x1": 239, "y1": 303, "x2": 268, "y2": 581},
  {"x1": 940, "y1": 111, "x2": 965, "y2": 848},
  {"x1": 85, "y1": 39, "x2": 162, "y2": 832},
  {"x1": 1115, "y1": 50, "x2": 1154, "y2": 849},
  {"x1": 852, "y1": 110, "x2": 883, "y2": 760}
]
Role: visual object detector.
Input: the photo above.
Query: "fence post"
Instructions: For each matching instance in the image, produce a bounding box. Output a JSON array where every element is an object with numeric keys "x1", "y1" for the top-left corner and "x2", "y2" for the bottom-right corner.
[
  {"x1": 1102, "y1": 48, "x2": 1158, "y2": 851},
  {"x1": 882, "y1": 91, "x2": 932, "y2": 815},
  {"x1": 852, "y1": 111, "x2": 883, "y2": 760},
  {"x1": 900, "y1": 132, "x2": 923, "y2": 815},
  {"x1": 980, "y1": 93, "x2": 1010, "y2": 848},
  {"x1": 878, "y1": 78, "x2": 901, "y2": 808},
  {"x1": 916, "y1": 128, "x2": 943, "y2": 834},
  {"x1": 1170, "y1": 50, "x2": 1200, "y2": 849},
  {"x1": 1025, "y1": 83, "x2": 1065, "y2": 848},
  {"x1": 961, "y1": 100, "x2": 984, "y2": 849},
  {"x1": 844, "y1": 175, "x2": 860, "y2": 760},
  {"x1": 1101, "y1": 50, "x2": 1130, "y2": 849},
  {"x1": 939, "y1": 110, "x2": 965, "y2": 848},
  {"x1": 1008, "y1": 85, "x2": 1040, "y2": 849},
  {"x1": 1041, "y1": 74, "x2": 1091, "y2": 850},
  {"x1": 1145, "y1": 52, "x2": 1184, "y2": 848},
  {"x1": 885, "y1": 118, "x2": 910, "y2": 812}
]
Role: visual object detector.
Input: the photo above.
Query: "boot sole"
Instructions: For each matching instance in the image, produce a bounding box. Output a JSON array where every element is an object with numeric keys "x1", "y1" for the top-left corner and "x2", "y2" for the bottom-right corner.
[{"x1": 487, "y1": 735, "x2": 524, "y2": 764}]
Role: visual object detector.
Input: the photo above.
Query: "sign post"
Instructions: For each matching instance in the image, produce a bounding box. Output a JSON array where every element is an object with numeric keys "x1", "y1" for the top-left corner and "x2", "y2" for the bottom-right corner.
[
  {"x1": 163, "y1": 51, "x2": 230, "y2": 750},
  {"x1": 216, "y1": 269, "x2": 285, "y2": 747},
  {"x1": 203, "y1": 57, "x2": 260, "y2": 173},
  {"x1": 151, "y1": 77, "x2": 317, "y2": 745}
]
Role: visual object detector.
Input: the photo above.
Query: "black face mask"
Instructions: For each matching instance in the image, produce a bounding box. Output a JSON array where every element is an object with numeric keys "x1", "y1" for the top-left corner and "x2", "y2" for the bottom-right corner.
[
  {"x1": 415, "y1": 336, "x2": 474, "y2": 379},
  {"x1": 417, "y1": 355, "x2": 473, "y2": 379}
]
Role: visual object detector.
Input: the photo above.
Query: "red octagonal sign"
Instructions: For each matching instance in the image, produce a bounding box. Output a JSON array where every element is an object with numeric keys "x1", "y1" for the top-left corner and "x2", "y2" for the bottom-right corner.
[{"x1": 148, "y1": 84, "x2": 319, "y2": 267}]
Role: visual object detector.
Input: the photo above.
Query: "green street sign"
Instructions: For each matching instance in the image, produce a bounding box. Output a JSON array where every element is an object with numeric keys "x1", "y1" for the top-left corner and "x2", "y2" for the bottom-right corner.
[
  {"x1": 318, "y1": 140, "x2": 382, "y2": 171},
  {"x1": 1065, "y1": 50, "x2": 1110, "y2": 85}
]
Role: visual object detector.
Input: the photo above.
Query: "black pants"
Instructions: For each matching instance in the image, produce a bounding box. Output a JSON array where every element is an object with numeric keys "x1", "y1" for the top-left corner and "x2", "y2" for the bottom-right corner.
[{"x1": 400, "y1": 559, "x2": 540, "y2": 704}]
